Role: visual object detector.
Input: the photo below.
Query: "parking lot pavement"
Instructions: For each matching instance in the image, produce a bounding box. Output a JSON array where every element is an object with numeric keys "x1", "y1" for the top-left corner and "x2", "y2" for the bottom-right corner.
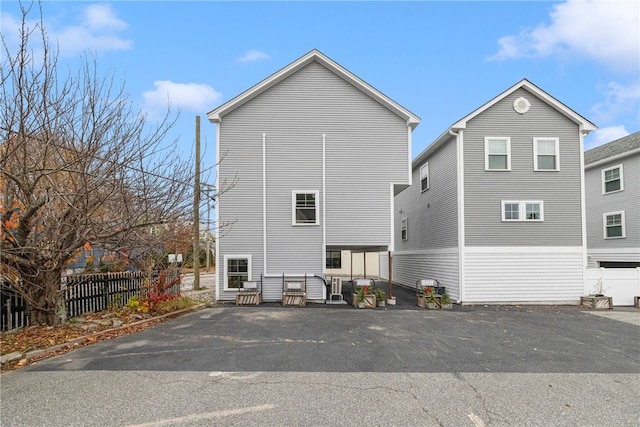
[
  {"x1": 1, "y1": 305, "x2": 638, "y2": 426},
  {"x1": 584, "y1": 307, "x2": 640, "y2": 326}
]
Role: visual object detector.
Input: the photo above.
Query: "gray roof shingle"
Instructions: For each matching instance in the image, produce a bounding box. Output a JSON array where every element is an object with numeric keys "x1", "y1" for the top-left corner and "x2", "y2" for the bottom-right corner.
[{"x1": 584, "y1": 131, "x2": 640, "y2": 165}]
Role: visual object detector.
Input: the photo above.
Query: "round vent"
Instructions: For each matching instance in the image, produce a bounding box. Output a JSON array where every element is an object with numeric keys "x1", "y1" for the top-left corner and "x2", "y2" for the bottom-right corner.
[{"x1": 513, "y1": 97, "x2": 530, "y2": 114}]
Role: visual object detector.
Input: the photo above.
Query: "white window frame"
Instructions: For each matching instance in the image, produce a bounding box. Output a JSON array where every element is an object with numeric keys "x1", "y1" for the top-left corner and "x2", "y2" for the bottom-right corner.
[
  {"x1": 501, "y1": 201, "x2": 544, "y2": 222},
  {"x1": 601, "y1": 164, "x2": 624, "y2": 194},
  {"x1": 485, "y1": 137, "x2": 511, "y2": 171},
  {"x1": 533, "y1": 138, "x2": 560, "y2": 171},
  {"x1": 603, "y1": 211, "x2": 625, "y2": 239},
  {"x1": 223, "y1": 255, "x2": 252, "y2": 291},
  {"x1": 292, "y1": 191, "x2": 319, "y2": 226},
  {"x1": 420, "y1": 162, "x2": 429, "y2": 192},
  {"x1": 400, "y1": 217, "x2": 408, "y2": 241}
]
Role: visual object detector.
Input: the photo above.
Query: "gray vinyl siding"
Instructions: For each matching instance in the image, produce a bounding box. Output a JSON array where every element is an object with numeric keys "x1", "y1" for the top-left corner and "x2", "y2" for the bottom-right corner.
[
  {"x1": 217, "y1": 130, "x2": 264, "y2": 301},
  {"x1": 394, "y1": 136, "x2": 459, "y2": 251},
  {"x1": 463, "y1": 88, "x2": 583, "y2": 246},
  {"x1": 217, "y1": 60, "x2": 410, "y2": 300},
  {"x1": 585, "y1": 152, "x2": 640, "y2": 254}
]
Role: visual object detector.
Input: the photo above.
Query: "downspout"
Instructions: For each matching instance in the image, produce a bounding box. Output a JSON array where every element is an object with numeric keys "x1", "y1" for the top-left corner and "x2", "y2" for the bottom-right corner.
[
  {"x1": 450, "y1": 128, "x2": 465, "y2": 304},
  {"x1": 322, "y1": 134, "x2": 327, "y2": 300}
]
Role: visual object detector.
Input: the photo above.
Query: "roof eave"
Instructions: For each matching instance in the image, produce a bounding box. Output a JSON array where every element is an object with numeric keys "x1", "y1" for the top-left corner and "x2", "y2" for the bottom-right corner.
[{"x1": 207, "y1": 49, "x2": 420, "y2": 126}]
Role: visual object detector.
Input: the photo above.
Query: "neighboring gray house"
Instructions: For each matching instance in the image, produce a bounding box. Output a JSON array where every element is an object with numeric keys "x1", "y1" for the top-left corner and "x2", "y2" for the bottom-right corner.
[
  {"x1": 207, "y1": 50, "x2": 419, "y2": 302},
  {"x1": 584, "y1": 132, "x2": 640, "y2": 268},
  {"x1": 385, "y1": 79, "x2": 597, "y2": 304}
]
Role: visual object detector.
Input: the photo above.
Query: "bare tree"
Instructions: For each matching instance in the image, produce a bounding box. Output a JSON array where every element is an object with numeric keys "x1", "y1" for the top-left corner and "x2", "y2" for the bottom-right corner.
[{"x1": 0, "y1": 3, "x2": 194, "y2": 325}]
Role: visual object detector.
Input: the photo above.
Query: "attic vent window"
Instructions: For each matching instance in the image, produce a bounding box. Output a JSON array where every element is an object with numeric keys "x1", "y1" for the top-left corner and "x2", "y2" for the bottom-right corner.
[{"x1": 513, "y1": 97, "x2": 530, "y2": 114}]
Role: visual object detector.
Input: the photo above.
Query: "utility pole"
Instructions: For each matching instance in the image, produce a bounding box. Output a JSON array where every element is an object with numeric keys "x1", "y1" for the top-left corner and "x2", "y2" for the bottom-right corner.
[
  {"x1": 206, "y1": 186, "x2": 211, "y2": 273},
  {"x1": 193, "y1": 116, "x2": 201, "y2": 290}
]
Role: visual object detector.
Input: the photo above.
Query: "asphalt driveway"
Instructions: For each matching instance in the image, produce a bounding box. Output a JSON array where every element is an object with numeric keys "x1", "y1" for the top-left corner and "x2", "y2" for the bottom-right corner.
[{"x1": 2, "y1": 304, "x2": 639, "y2": 426}]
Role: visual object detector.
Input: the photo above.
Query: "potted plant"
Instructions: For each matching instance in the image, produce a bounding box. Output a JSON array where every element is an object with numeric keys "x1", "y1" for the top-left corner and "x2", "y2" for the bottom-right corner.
[
  {"x1": 440, "y1": 293, "x2": 453, "y2": 309},
  {"x1": 354, "y1": 286, "x2": 366, "y2": 308},
  {"x1": 374, "y1": 288, "x2": 386, "y2": 307},
  {"x1": 417, "y1": 286, "x2": 434, "y2": 308},
  {"x1": 580, "y1": 279, "x2": 613, "y2": 309},
  {"x1": 354, "y1": 285, "x2": 376, "y2": 308},
  {"x1": 426, "y1": 290, "x2": 440, "y2": 309}
]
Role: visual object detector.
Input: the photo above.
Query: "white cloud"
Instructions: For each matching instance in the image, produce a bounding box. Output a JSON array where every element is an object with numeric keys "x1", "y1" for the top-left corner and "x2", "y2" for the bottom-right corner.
[
  {"x1": 490, "y1": 0, "x2": 640, "y2": 74},
  {"x1": 56, "y1": 4, "x2": 133, "y2": 56},
  {"x1": 1, "y1": 4, "x2": 133, "y2": 58},
  {"x1": 142, "y1": 81, "x2": 223, "y2": 118},
  {"x1": 83, "y1": 4, "x2": 128, "y2": 31},
  {"x1": 237, "y1": 49, "x2": 270, "y2": 63},
  {"x1": 585, "y1": 125, "x2": 629, "y2": 150},
  {"x1": 590, "y1": 80, "x2": 640, "y2": 124}
]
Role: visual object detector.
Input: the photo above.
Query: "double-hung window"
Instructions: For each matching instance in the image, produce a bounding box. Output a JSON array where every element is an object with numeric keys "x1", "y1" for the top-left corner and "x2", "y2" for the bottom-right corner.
[
  {"x1": 602, "y1": 165, "x2": 623, "y2": 194},
  {"x1": 502, "y1": 201, "x2": 544, "y2": 222},
  {"x1": 603, "y1": 211, "x2": 625, "y2": 239},
  {"x1": 400, "y1": 217, "x2": 408, "y2": 241},
  {"x1": 292, "y1": 191, "x2": 319, "y2": 225},
  {"x1": 533, "y1": 138, "x2": 560, "y2": 171},
  {"x1": 485, "y1": 137, "x2": 511, "y2": 171},
  {"x1": 420, "y1": 162, "x2": 429, "y2": 192},
  {"x1": 326, "y1": 251, "x2": 342, "y2": 269},
  {"x1": 225, "y1": 255, "x2": 251, "y2": 290}
]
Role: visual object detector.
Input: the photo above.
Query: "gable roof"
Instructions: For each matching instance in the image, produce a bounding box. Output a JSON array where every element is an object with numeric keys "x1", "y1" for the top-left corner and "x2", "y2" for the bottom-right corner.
[
  {"x1": 207, "y1": 49, "x2": 420, "y2": 129},
  {"x1": 584, "y1": 131, "x2": 640, "y2": 168},
  {"x1": 413, "y1": 79, "x2": 597, "y2": 167}
]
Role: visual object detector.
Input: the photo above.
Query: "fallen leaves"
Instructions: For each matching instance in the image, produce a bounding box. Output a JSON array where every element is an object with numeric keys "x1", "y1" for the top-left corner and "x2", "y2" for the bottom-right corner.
[{"x1": 1, "y1": 307, "x2": 189, "y2": 372}]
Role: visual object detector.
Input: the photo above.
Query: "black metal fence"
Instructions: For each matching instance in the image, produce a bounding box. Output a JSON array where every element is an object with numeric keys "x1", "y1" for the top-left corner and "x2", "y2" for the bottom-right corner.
[
  {"x1": 1, "y1": 270, "x2": 181, "y2": 331},
  {"x1": 1, "y1": 283, "x2": 28, "y2": 331}
]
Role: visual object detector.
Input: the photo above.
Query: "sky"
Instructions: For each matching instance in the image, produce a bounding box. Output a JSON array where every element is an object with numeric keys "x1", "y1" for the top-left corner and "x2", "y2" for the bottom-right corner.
[{"x1": 2, "y1": 0, "x2": 639, "y2": 184}]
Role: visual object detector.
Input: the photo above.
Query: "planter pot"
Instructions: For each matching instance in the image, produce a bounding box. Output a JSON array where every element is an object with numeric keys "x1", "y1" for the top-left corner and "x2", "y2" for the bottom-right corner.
[
  {"x1": 580, "y1": 295, "x2": 612, "y2": 310},
  {"x1": 377, "y1": 300, "x2": 386, "y2": 308},
  {"x1": 387, "y1": 297, "x2": 396, "y2": 305},
  {"x1": 417, "y1": 295, "x2": 427, "y2": 308},
  {"x1": 441, "y1": 303, "x2": 453, "y2": 310},
  {"x1": 354, "y1": 294, "x2": 376, "y2": 309},
  {"x1": 362, "y1": 295, "x2": 376, "y2": 308}
]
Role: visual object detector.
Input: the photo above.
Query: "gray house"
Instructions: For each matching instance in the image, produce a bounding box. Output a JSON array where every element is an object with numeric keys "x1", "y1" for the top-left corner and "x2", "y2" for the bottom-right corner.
[
  {"x1": 584, "y1": 132, "x2": 640, "y2": 268},
  {"x1": 386, "y1": 79, "x2": 597, "y2": 304},
  {"x1": 207, "y1": 50, "x2": 419, "y2": 302}
]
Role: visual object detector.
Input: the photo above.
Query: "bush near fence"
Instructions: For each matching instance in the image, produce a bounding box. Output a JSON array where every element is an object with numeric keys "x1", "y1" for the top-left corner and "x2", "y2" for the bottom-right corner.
[{"x1": 1, "y1": 270, "x2": 180, "y2": 331}]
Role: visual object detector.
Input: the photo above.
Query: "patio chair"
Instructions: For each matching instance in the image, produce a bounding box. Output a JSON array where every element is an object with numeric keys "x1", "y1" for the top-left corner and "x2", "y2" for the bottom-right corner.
[
  {"x1": 282, "y1": 276, "x2": 306, "y2": 307},
  {"x1": 236, "y1": 280, "x2": 262, "y2": 305},
  {"x1": 416, "y1": 279, "x2": 444, "y2": 295}
]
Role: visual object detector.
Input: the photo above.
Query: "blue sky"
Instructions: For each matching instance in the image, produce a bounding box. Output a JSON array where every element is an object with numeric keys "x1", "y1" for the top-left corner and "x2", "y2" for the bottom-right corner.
[{"x1": 2, "y1": 0, "x2": 639, "y2": 182}]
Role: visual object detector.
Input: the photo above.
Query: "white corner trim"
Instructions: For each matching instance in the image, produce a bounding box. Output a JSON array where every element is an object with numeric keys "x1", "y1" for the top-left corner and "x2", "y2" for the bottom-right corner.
[
  {"x1": 263, "y1": 133, "x2": 268, "y2": 275},
  {"x1": 215, "y1": 121, "x2": 221, "y2": 299}
]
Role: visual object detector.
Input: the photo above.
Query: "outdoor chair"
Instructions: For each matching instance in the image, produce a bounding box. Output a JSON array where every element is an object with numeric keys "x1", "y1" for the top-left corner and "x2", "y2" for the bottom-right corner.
[
  {"x1": 282, "y1": 276, "x2": 306, "y2": 307},
  {"x1": 236, "y1": 280, "x2": 262, "y2": 305}
]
